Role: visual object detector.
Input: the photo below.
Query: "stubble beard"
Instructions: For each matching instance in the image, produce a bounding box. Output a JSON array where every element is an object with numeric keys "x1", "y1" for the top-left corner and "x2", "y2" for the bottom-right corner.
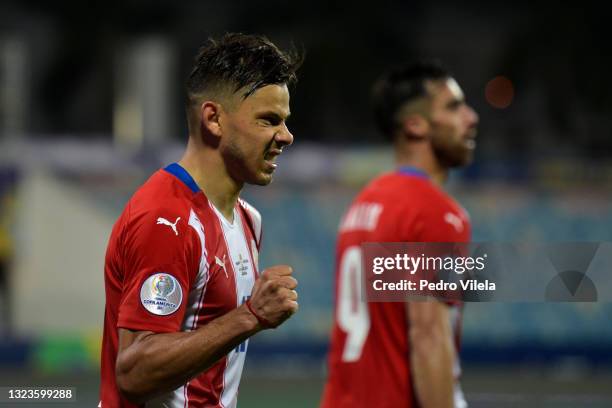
[
  {"x1": 221, "y1": 139, "x2": 272, "y2": 186},
  {"x1": 431, "y1": 132, "x2": 474, "y2": 168}
]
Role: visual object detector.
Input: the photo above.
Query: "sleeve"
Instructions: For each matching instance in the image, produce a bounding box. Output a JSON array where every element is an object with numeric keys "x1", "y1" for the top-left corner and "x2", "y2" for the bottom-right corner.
[{"x1": 117, "y1": 205, "x2": 201, "y2": 333}]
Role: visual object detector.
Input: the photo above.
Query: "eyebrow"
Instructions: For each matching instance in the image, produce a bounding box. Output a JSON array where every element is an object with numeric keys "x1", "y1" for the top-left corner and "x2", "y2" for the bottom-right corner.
[
  {"x1": 257, "y1": 110, "x2": 291, "y2": 121},
  {"x1": 446, "y1": 98, "x2": 463, "y2": 109}
]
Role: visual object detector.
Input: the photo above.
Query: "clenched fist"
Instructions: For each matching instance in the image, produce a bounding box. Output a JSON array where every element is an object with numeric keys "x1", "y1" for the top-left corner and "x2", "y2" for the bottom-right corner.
[{"x1": 246, "y1": 265, "x2": 298, "y2": 329}]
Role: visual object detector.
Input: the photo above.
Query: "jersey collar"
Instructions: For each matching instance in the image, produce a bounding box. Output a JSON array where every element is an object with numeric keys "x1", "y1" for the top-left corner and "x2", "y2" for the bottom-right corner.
[
  {"x1": 164, "y1": 162, "x2": 201, "y2": 193},
  {"x1": 397, "y1": 166, "x2": 429, "y2": 180}
]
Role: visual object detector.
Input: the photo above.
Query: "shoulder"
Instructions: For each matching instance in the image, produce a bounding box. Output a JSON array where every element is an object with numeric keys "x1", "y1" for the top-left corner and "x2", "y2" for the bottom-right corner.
[
  {"x1": 339, "y1": 173, "x2": 424, "y2": 235},
  {"x1": 130, "y1": 170, "x2": 190, "y2": 210},
  {"x1": 417, "y1": 182, "x2": 468, "y2": 220},
  {"x1": 120, "y1": 171, "x2": 198, "y2": 246},
  {"x1": 361, "y1": 173, "x2": 470, "y2": 240},
  {"x1": 376, "y1": 173, "x2": 457, "y2": 212},
  {"x1": 412, "y1": 184, "x2": 471, "y2": 241},
  {"x1": 359, "y1": 172, "x2": 436, "y2": 211},
  {"x1": 126, "y1": 170, "x2": 192, "y2": 220}
]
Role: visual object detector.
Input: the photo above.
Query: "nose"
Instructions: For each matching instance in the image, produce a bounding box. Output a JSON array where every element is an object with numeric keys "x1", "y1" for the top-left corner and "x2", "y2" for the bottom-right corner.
[
  {"x1": 466, "y1": 105, "x2": 479, "y2": 127},
  {"x1": 275, "y1": 122, "x2": 294, "y2": 147}
]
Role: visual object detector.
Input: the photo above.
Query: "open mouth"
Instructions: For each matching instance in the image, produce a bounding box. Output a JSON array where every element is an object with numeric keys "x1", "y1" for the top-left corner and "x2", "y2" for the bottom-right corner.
[
  {"x1": 464, "y1": 130, "x2": 477, "y2": 149},
  {"x1": 264, "y1": 148, "x2": 283, "y2": 169},
  {"x1": 264, "y1": 159, "x2": 278, "y2": 170},
  {"x1": 264, "y1": 151, "x2": 280, "y2": 170}
]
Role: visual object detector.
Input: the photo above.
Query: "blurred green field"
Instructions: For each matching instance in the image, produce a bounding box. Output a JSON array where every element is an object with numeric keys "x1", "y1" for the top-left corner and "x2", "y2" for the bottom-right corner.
[
  {"x1": 241, "y1": 369, "x2": 612, "y2": 408},
  {"x1": 2, "y1": 367, "x2": 612, "y2": 408}
]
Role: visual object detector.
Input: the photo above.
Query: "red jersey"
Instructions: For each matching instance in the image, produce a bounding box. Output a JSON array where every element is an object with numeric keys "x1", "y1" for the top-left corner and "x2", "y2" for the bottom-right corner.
[
  {"x1": 321, "y1": 168, "x2": 471, "y2": 408},
  {"x1": 100, "y1": 163, "x2": 262, "y2": 408}
]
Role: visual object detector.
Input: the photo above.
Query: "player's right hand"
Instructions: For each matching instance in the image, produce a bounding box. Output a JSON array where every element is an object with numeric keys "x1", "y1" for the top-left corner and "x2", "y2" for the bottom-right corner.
[{"x1": 247, "y1": 265, "x2": 298, "y2": 329}]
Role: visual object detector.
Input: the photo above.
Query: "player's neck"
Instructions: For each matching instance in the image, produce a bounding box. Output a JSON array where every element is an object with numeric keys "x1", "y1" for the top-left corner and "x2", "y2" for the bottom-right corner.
[
  {"x1": 395, "y1": 152, "x2": 448, "y2": 186},
  {"x1": 179, "y1": 141, "x2": 242, "y2": 222}
]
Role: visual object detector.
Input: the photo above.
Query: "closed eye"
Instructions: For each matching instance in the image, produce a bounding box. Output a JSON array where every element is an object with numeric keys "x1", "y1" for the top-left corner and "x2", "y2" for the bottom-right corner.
[
  {"x1": 446, "y1": 99, "x2": 463, "y2": 111},
  {"x1": 259, "y1": 115, "x2": 282, "y2": 126}
]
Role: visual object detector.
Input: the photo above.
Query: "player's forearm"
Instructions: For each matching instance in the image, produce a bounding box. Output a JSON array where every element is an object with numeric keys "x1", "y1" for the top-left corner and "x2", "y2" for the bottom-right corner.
[
  {"x1": 116, "y1": 304, "x2": 260, "y2": 403},
  {"x1": 410, "y1": 329, "x2": 455, "y2": 408}
]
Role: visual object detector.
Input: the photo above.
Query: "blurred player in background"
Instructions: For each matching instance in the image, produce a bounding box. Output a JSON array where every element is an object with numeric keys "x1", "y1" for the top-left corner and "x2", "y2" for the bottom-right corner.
[
  {"x1": 100, "y1": 33, "x2": 302, "y2": 407},
  {"x1": 321, "y1": 61, "x2": 479, "y2": 408}
]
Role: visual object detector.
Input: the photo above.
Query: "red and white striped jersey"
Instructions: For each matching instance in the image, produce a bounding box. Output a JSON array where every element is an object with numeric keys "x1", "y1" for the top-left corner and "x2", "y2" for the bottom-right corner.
[{"x1": 100, "y1": 163, "x2": 262, "y2": 408}]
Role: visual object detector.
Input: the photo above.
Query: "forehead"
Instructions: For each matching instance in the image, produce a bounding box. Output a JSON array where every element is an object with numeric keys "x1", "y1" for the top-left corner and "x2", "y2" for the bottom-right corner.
[
  {"x1": 238, "y1": 84, "x2": 290, "y2": 116},
  {"x1": 427, "y1": 78, "x2": 464, "y2": 106}
]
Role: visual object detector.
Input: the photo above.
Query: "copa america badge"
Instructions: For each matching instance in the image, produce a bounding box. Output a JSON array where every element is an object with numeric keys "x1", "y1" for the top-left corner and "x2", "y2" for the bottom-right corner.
[{"x1": 140, "y1": 273, "x2": 182, "y2": 315}]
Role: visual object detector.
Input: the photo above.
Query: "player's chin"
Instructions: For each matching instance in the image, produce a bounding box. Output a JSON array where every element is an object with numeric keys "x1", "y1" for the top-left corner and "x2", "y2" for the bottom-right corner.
[
  {"x1": 251, "y1": 169, "x2": 274, "y2": 186},
  {"x1": 243, "y1": 161, "x2": 276, "y2": 185},
  {"x1": 457, "y1": 140, "x2": 476, "y2": 165},
  {"x1": 447, "y1": 148, "x2": 474, "y2": 168},
  {"x1": 255, "y1": 175, "x2": 273, "y2": 186}
]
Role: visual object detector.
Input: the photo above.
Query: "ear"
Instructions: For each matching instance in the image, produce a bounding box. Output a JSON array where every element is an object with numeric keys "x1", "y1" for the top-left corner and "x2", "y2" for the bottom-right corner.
[
  {"x1": 400, "y1": 114, "x2": 429, "y2": 140},
  {"x1": 200, "y1": 101, "x2": 223, "y2": 138}
]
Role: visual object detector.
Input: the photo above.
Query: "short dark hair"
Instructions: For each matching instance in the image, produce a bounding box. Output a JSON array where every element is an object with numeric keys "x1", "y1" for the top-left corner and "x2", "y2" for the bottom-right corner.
[
  {"x1": 186, "y1": 33, "x2": 303, "y2": 107},
  {"x1": 371, "y1": 60, "x2": 450, "y2": 138}
]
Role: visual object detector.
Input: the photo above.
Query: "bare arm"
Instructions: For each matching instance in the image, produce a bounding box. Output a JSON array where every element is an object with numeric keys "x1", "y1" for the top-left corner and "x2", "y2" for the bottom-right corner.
[
  {"x1": 116, "y1": 265, "x2": 298, "y2": 404},
  {"x1": 407, "y1": 300, "x2": 455, "y2": 408}
]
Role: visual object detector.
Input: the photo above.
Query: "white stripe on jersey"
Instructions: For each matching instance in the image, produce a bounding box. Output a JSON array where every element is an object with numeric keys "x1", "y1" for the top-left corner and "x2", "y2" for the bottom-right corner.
[
  {"x1": 146, "y1": 210, "x2": 209, "y2": 408},
  {"x1": 182, "y1": 209, "x2": 210, "y2": 331},
  {"x1": 213, "y1": 205, "x2": 256, "y2": 408},
  {"x1": 145, "y1": 385, "x2": 186, "y2": 408},
  {"x1": 449, "y1": 306, "x2": 467, "y2": 408},
  {"x1": 449, "y1": 306, "x2": 462, "y2": 379}
]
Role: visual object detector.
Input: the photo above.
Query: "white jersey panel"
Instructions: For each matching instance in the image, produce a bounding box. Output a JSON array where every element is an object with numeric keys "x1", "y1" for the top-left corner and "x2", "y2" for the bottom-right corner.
[
  {"x1": 181, "y1": 209, "x2": 210, "y2": 332},
  {"x1": 213, "y1": 206, "x2": 256, "y2": 408}
]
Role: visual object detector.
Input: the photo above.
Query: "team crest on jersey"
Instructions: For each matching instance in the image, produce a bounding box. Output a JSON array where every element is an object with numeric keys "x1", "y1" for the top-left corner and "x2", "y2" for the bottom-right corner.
[{"x1": 140, "y1": 273, "x2": 182, "y2": 315}]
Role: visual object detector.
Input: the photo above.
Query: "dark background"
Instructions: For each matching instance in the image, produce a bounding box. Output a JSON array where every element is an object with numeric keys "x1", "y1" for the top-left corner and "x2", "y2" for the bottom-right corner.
[{"x1": 1, "y1": 1, "x2": 610, "y2": 159}]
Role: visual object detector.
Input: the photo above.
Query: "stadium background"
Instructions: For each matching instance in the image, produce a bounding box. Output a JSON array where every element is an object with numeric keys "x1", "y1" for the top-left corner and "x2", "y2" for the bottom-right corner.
[{"x1": 0, "y1": 1, "x2": 611, "y2": 407}]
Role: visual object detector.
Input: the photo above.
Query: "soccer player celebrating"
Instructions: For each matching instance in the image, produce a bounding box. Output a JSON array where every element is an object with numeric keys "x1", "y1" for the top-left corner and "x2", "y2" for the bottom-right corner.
[
  {"x1": 321, "y1": 61, "x2": 479, "y2": 408},
  {"x1": 100, "y1": 34, "x2": 302, "y2": 407}
]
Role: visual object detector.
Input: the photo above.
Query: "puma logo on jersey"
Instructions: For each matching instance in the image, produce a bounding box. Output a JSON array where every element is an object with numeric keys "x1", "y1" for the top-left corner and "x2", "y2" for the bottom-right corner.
[
  {"x1": 157, "y1": 217, "x2": 181, "y2": 236},
  {"x1": 215, "y1": 255, "x2": 228, "y2": 278},
  {"x1": 444, "y1": 212, "x2": 464, "y2": 233}
]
